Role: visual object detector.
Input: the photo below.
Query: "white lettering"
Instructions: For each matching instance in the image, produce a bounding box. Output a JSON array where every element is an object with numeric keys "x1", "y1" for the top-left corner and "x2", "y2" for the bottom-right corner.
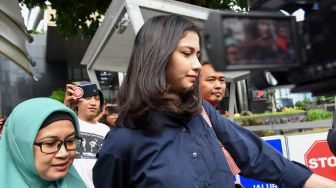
[
  {"x1": 252, "y1": 184, "x2": 278, "y2": 188},
  {"x1": 308, "y1": 156, "x2": 336, "y2": 168},
  {"x1": 309, "y1": 158, "x2": 318, "y2": 169},
  {"x1": 317, "y1": 157, "x2": 328, "y2": 168},
  {"x1": 328, "y1": 157, "x2": 336, "y2": 167}
]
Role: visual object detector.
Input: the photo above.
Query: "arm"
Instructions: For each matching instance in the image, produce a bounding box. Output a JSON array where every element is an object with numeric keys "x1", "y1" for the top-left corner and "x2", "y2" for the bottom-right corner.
[
  {"x1": 93, "y1": 129, "x2": 131, "y2": 188},
  {"x1": 202, "y1": 100, "x2": 312, "y2": 187},
  {"x1": 93, "y1": 152, "x2": 130, "y2": 188},
  {"x1": 95, "y1": 104, "x2": 112, "y2": 122},
  {"x1": 304, "y1": 174, "x2": 336, "y2": 188},
  {"x1": 95, "y1": 112, "x2": 106, "y2": 123}
]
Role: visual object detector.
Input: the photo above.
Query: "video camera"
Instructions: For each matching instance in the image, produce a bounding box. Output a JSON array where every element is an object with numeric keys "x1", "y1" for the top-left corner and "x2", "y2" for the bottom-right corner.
[{"x1": 203, "y1": 0, "x2": 336, "y2": 96}]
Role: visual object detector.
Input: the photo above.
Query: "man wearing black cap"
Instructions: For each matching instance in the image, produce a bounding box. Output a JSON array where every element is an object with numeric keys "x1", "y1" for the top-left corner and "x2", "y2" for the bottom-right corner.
[{"x1": 64, "y1": 81, "x2": 109, "y2": 188}]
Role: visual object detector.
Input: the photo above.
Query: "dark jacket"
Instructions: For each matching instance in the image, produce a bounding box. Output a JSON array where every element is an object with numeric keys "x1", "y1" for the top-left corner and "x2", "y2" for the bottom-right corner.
[{"x1": 93, "y1": 101, "x2": 312, "y2": 188}]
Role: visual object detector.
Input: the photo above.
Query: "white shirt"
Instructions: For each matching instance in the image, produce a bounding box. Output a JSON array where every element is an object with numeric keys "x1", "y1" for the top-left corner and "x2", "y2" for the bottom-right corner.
[{"x1": 73, "y1": 118, "x2": 109, "y2": 188}]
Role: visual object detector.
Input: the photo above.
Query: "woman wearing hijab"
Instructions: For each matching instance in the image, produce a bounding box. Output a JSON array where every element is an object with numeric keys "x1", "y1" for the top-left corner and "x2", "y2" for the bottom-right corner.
[{"x1": 0, "y1": 98, "x2": 85, "y2": 188}]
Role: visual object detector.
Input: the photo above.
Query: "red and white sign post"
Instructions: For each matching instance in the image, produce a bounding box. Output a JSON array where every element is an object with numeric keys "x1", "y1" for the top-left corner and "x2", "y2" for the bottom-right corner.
[{"x1": 304, "y1": 140, "x2": 336, "y2": 181}]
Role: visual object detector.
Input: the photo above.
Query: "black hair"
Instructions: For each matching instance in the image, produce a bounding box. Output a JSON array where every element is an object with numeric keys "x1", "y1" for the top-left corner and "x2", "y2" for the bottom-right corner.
[
  {"x1": 40, "y1": 111, "x2": 76, "y2": 130},
  {"x1": 117, "y1": 15, "x2": 202, "y2": 134}
]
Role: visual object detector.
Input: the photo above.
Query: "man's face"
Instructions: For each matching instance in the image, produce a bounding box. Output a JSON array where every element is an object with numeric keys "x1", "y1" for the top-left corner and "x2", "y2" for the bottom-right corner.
[
  {"x1": 199, "y1": 64, "x2": 226, "y2": 107},
  {"x1": 77, "y1": 95, "x2": 100, "y2": 122}
]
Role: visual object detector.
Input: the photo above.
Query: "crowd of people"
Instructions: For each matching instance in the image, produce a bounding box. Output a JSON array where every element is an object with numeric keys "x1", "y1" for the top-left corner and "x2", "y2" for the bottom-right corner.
[
  {"x1": 222, "y1": 19, "x2": 296, "y2": 65},
  {"x1": 1, "y1": 15, "x2": 336, "y2": 188}
]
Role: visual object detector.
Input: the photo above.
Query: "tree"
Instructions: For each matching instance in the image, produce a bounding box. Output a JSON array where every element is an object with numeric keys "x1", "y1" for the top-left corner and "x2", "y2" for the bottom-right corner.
[
  {"x1": 295, "y1": 98, "x2": 310, "y2": 111},
  {"x1": 177, "y1": 0, "x2": 248, "y2": 10},
  {"x1": 20, "y1": 0, "x2": 247, "y2": 38},
  {"x1": 49, "y1": 88, "x2": 66, "y2": 103},
  {"x1": 266, "y1": 89, "x2": 277, "y2": 113},
  {"x1": 19, "y1": 0, "x2": 112, "y2": 38}
]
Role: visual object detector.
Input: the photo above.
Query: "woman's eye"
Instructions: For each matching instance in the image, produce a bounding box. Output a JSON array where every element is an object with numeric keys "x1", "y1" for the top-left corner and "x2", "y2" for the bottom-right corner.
[
  {"x1": 66, "y1": 138, "x2": 76, "y2": 144},
  {"x1": 182, "y1": 52, "x2": 191, "y2": 56},
  {"x1": 43, "y1": 141, "x2": 58, "y2": 148}
]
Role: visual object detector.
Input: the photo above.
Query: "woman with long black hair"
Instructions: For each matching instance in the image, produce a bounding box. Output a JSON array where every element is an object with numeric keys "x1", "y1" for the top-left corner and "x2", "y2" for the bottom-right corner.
[{"x1": 93, "y1": 15, "x2": 336, "y2": 188}]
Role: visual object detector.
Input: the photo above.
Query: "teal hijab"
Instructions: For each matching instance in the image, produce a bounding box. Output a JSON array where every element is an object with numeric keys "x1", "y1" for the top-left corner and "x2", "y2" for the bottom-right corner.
[{"x1": 0, "y1": 98, "x2": 86, "y2": 188}]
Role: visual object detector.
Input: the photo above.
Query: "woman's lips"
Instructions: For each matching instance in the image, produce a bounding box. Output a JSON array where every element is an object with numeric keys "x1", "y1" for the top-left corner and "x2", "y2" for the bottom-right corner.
[
  {"x1": 52, "y1": 163, "x2": 68, "y2": 171},
  {"x1": 186, "y1": 75, "x2": 198, "y2": 81}
]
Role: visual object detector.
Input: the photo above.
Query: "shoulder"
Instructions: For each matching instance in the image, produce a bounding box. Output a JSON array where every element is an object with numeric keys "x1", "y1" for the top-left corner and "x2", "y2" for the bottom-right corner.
[
  {"x1": 202, "y1": 100, "x2": 218, "y2": 118},
  {"x1": 201, "y1": 99, "x2": 237, "y2": 127},
  {"x1": 97, "y1": 122, "x2": 110, "y2": 132},
  {"x1": 202, "y1": 100, "x2": 214, "y2": 111},
  {"x1": 98, "y1": 127, "x2": 134, "y2": 158}
]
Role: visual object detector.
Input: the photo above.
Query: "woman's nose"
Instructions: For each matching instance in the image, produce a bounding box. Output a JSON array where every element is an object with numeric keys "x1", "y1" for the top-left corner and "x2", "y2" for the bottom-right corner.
[{"x1": 192, "y1": 58, "x2": 202, "y2": 71}]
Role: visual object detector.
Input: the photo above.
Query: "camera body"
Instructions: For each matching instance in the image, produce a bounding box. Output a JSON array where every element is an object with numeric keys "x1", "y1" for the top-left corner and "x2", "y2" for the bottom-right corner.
[
  {"x1": 73, "y1": 83, "x2": 99, "y2": 98},
  {"x1": 107, "y1": 106, "x2": 117, "y2": 115},
  {"x1": 203, "y1": 0, "x2": 336, "y2": 96}
]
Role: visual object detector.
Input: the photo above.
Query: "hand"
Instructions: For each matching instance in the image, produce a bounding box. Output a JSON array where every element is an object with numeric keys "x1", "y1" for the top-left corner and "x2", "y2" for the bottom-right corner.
[
  {"x1": 103, "y1": 103, "x2": 113, "y2": 116},
  {"x1": 64, "y1": 84, "x2": 80, "y2": 109},
  {"x1": 95, "y1": 104, "x2": 113, "y2": 122}
]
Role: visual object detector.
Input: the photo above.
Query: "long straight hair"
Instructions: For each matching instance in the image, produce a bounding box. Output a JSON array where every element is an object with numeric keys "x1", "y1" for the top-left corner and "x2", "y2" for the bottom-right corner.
[{"x1": 117, "y1": 15, "x2": 202, "y2": 134}]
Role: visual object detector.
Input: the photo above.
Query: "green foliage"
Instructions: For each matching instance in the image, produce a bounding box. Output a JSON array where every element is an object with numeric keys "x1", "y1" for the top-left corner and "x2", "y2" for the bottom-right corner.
[
  {"x1": 307, "y1": 110, "x2": 332, "y2": 121},
  {"x1": 241, "y1": 118, "x2": 263, "y2": 126},
  {"x1": 189, "y1": 0, "x2": 248, "y2": 10},
  {"x1": 295, "y1": 101, "x2": 305, "y2": 110},
  {"x1": 29, "y1": 29, "x2": 44, "y2": 34},
  {"x1": 19, "y1": 0, "x2": 111, "y2": 38},
  {"x1": 315, "y1": 96, "x2": 327, "y2": 104},
  {"x1": 316, "y1": 96, "x2": 335, "y2": 104},
  {"x1": 326, "y1": 96, "x2": 335, "y2": 103},
  {"x1": 20, "y1": 0, "x2": 248, "y2": 38},
  {"x1": 49, "y1": 88, "x2": 66, "y2": 103},
  {"x1": 266, "y1": 100, "x2": 272, "y2": 112},
  {"x1": 295, "y1": 98, "x2": 310, "y2": 110},
  {"x1": 240, "y1": 110, "x2": 252, "y2": 116},
  {"x1": 255, "y1": 130, "x2": 275, "y2": 137},
  {"x1": 266, "y1": 89, "x2": 276, "y2": 96}
]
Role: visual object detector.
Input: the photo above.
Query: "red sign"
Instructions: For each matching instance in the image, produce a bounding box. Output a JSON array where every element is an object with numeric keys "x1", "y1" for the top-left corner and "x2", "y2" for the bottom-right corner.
[{"x1": 304, "y1": 140, "x2": 336, "y2": 181}]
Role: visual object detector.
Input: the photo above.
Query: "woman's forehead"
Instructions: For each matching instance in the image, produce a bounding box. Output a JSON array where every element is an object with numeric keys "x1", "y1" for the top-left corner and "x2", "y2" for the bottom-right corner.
[{"x1": 177, "y1": 31, "x2": 200, "y2": 50}]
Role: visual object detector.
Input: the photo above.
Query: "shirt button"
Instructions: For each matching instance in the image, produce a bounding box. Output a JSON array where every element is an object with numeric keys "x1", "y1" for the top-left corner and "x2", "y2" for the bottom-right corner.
[
  {"x1": 192, "y1": 152, "x2": 198, "y2": 158},
  {"x1": 181, "y1": 127, "x2": 186, "y2": 132},
  {"x1": 203, "y1": 181, "x2": 209, "y2": 187}
]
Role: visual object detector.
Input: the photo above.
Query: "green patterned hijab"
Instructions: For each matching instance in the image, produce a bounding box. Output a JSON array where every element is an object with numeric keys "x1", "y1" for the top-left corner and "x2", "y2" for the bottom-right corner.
[{"x1": 0, "y1": 98, "x2": 86, "y2": 188}]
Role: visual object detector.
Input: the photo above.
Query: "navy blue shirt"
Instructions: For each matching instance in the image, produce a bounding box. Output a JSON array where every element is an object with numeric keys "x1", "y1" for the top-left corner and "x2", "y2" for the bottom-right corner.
[{"x1": 93, "y1": 101, "x2": 312, "y2": 188}]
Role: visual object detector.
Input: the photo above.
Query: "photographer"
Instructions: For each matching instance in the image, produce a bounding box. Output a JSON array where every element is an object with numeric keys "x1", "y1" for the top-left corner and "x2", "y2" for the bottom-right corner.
[{"x1": 95, "y1": 103, "x2": 118, "y2": 128}]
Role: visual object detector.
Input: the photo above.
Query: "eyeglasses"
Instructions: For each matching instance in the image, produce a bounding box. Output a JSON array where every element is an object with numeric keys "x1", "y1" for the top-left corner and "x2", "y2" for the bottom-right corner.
[{"x1": 34, "y1": 136, "x2": 83, "y2": 154}]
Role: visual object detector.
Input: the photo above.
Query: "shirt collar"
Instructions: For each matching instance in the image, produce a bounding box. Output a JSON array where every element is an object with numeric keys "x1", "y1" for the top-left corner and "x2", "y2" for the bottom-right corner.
[{"x1": 150, "y1": 111, "x2": 185, "y2": 128}]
